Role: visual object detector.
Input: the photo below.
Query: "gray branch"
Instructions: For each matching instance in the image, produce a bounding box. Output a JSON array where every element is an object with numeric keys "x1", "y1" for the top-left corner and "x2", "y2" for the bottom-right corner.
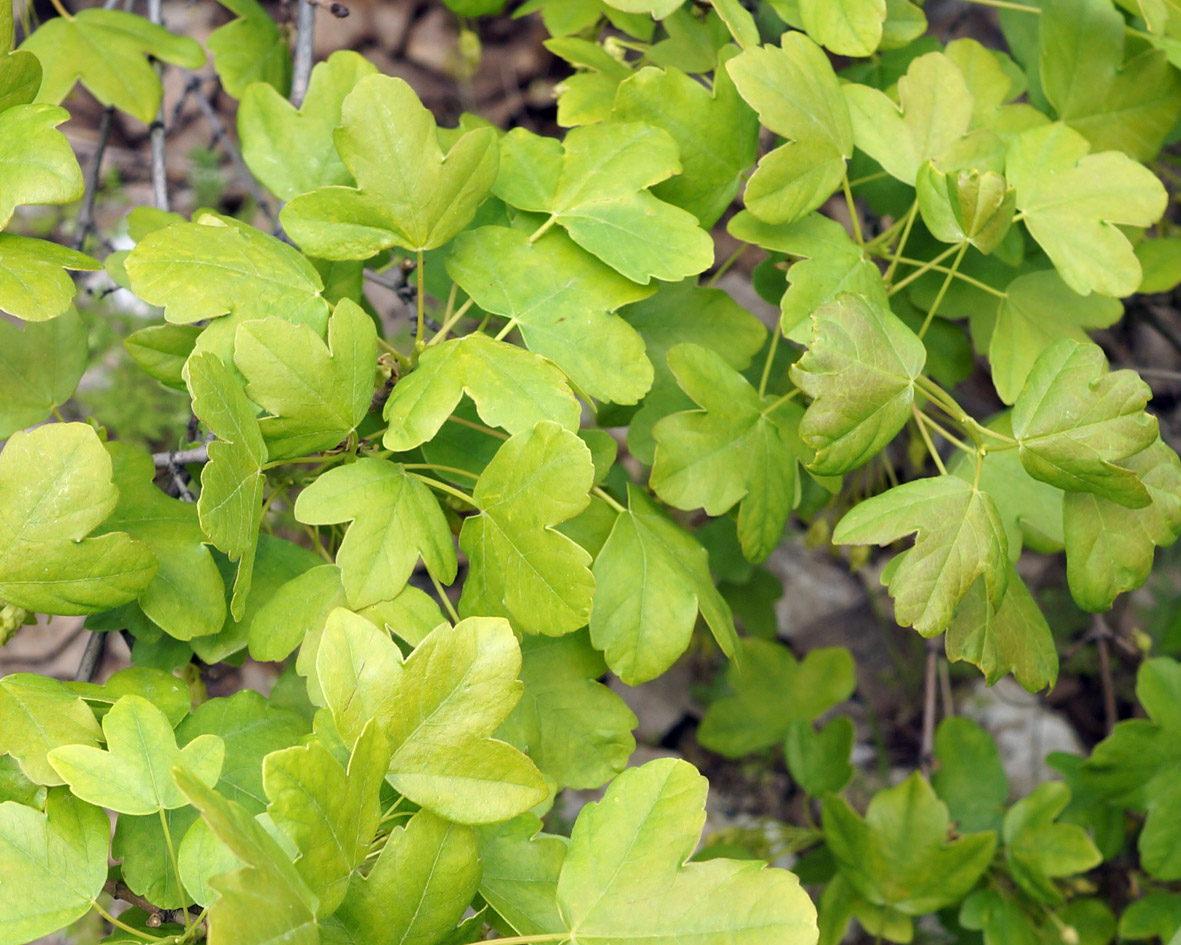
[
  {"x1": 152, "y1": 445, "x2": 210, "y2": 468},
  {"x1": 146, "y1": 0, "x2": 170, "y2": 212},
  {"x1": 291, "y1": 0, "x2": 316, "y2": 107}
]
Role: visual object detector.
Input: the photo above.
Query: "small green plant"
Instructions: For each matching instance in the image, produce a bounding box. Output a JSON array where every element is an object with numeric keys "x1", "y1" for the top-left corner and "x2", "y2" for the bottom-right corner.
[{"x1": 2, "y1": 0, "x2": 1181, "y2": 943}]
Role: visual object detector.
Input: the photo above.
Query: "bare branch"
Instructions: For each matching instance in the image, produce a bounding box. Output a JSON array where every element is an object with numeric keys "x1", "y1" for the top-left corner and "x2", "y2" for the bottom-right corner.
[
  {"x1": 72, "y1": 106, "x2": 114, "y2": 251},
  {"x1": 919, "y1": 636, "x2": 940, "y2": 776},
  {"x1": 291, "y1": 0, "x2": 316, "y2": 107},
  {"x1": 189, "y1": 77, "x2": 275, "y2": 221},
  {"x1": 74, "y1": 631, "x2": 106, "y2": 682},
  {"x1": 153, "y1": 445, "x2": 210, "y2": 468},
  {"x1": 146, "y1": 0, "x2": 169, "y2": 212}
]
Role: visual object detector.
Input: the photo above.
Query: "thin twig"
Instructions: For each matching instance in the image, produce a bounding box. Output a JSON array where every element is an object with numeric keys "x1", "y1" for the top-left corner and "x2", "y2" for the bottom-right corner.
[
  {"x1": 146, "y1": 0, "x2": 169, "y2": 212},
  {"x1": 919, "y1": 637, "x2": 940, "y2": 776},
  {"x1": 102, "y1": 880, "x2": 203, "y2": 933},
  {"x1": 1094, "y1": 615, "x2": 1118, "y2": 736},
  {"x1": 1138, "y1": 303, "x2": 1181, "y2": 359},
  {"x1": 363, "y1": 268, "x2": 408, "y2": 292},
  {"x1": 73, "y1": 107, "x2": 114, "y2": 250},
  {"x1": 74, "y1": 632, "x2": 106, "y2": 682},
  {"x1": 189, "y1": 77, "x2": 275, "y2": 221},
  {"x1": 290, "y1": 0, "x2": 316, "y2": 107}
]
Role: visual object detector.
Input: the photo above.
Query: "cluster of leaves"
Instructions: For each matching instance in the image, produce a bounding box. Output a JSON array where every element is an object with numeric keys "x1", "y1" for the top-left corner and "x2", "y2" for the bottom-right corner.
[{"x1": 3, "y1": 0, "x2": 1181, "y2": 942}]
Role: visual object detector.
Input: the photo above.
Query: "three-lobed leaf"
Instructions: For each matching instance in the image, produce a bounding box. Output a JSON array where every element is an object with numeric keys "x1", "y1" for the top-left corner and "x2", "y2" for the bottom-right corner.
[
  {"x1": 294, "y1": 458, "x2": 457, "y2": 610},
  {"x1": 459, "y1": 421, "x2": 595, "y2": 636},
  {"x1": 282, "y1": 74, "x2": 499, "y2": 257},
  {"x1": 835, "y1": 476, "x2": 1009, "y2": 637},
  {"x1": 1011, "y1": 339, "x2": 1158, "y2": 507},
  {"x1": 383, "y1": 332, "x2": 581, "y2": 452},
  {"x1": 22, "y1": 9, "x2": 204, "y2": 122},
  {"x1": 48, "y1": 695, "x2": 223, "y2": 815},
  {"x1": 0, "y1": 790, "x2": 109, "y2": 945},
  {"x1": 790, "y1": 293, "x2": 926, "y2": 475},
  {"x1": 0, "y1": 423, "x2": 156, "y2": 615}
]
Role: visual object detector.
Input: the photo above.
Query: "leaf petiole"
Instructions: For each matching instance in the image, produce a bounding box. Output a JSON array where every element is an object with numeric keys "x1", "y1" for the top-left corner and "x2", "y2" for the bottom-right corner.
[
  {"x1": 91, "y1": 900, "x2": 165, "y2": 942},
  {"x1": 887, "y1": 244, "x2": 961, "y2": 295},
  {"x1": 841, "y1": 170, "x2": 865, "y2": 246},
  {"x1": 415, "y1": 250, "x2": 426, "y2": 351},
  {"x1": 157, "y1": 809, "x2": 190, "y2": 931},
  {"x1": 918, "y1": 242, "x2": 969, "y2": 339},
  {"x1": 593, "y1": 485, "x2": 626, "y2": 513},
  {"x1": 882, "y1": 201, "x2": 919, "y2": 285},
  {"x1": 757, "y1": 329, "x2": 781, "y2": 399},
  {"x1": 482, "y1": 934, "x2": 570, "y2": 944},
  {"x1": 429, "y1": 297, "x2": 475, "y2": 345},
  {"x1": 911, "y1": 405, "x2": 948, "y2": 476},
  {"x1": 407, "y1": 472, "x2": 479, "y2": 507},
  {"x1": 429, "y1": 569, "x2": 461, "y2": 623},
  {"x1": 761, "y1": 387, "x2": 801, "y2": 415}
]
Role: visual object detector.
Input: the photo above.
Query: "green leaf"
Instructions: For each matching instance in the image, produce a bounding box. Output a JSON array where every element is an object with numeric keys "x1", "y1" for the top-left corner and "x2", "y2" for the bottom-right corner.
[
  {"x1": 112, "y1": 806, "x2": 198, "y2": 910},
  {"x1": 620, "y1": 280, "x2": 767, "y2": 463},
  {"x1": 497, "y1": 630, "x2": 637, "y2": 790},
  {"x1": 784, "y1": 717, "x2": 855, "y2": 797},
  {"x1": 729, "y1": 210, "x2": 887, "y2": 344},
  {"x1": 1006, "y1": 121, "x2": 1167, "y2": 297},
  {"x1": 48, "y1": 695, "x2": 223, "y2": 815},
  {"x1": 1011, "y1": 340, "x2": 1158, "y2": 507},
  {"x1": 209, "y1": 0, "x2": 291, "y2": 99},
  {"x1": 492, "y1": 123, "x2": 714, "y2": 283},
  {"x1": 698, "y1": 639, "x2": 855, "y2": 757},
  {"x1": 329, "y1": 809, "x2": 480, "y2": 945},
  {"x1": 382, "y1": 333, "x2": 581, "y2": 452},
  {"x1": 1118, "y1": 891, "x2": 1181, "y2": 942},
  {"x1": 235, "y1": 299, "x2": 377, "y2": 460},
  {"x1": 726, "y1": 34, "x2": 852, "y2": 224},
  {"x1": 176, "y1": 689, "x2": 309, "y2": 814},
  {"x1": 945, "y1": 564, "x2": 1059, "y2": 691},
  {"x1": 652, "y1": 343, "x2": 805, "y2": 562},
  {"x1": 710, "y1": 0, "x2": 760, "y2": 49},
  {"x1": 989, "y1": 271, "x2": 1123, "y2": 405},
  {"x1": 932, "y1": 716, "x2": 1009, "y2": 834},
  {"x1": 950, "y1": 414, "x2": 1064, "y2": 557},
  {"x1": 822, "y1": 772, "x2": 997, "y2": 914},
  {"x1": 294, "y1": 458, "x2": 456, "y2": 609},
  {"x1": 1004, "y1": 781, "x2": 1101, "y2": 904},
  {"x1": 175, "y1": 768, "x2": 320, "y2": 945},
  {"x1": 265, "y1": 723, "x2": 388, "y2": 916},
  {"x1": 843, "y1": 52, "x2": 975, "y2": 184},
  {"x1": 1083, "y1": 657, "x2": 1181, "y2": 879},
  {"x1": 0, "y1": 790, "x2": 109, "y2": 945},
  {"x1": 0, "y1": 674, "x2": 103, "y2": 785},
  {"x1": 192, "y1": 534, "x2": 321, "y2": 664},
  {"x1": 1136, "y1": 237, "x2": 1181, "y2": 293},
  {"x1": 0, "y1": 0, "x2": 41, "y2": 111},
  {"x1": 0, "y1": 422, "x2": 156, "y2": 614},
  {"x1": 282, "y1": 74, "x2": 498, "y2": 257},
  {"x1": 316, "y1": 610, "x2": 548, "y2": 823},
  {"x1": 93, "y1": 442, "x2": 225, "y2": 641},
  {"x1": 23, "y1": 9, "x2": 204, "y2": 122},
  {"x1": 790, "y1": 293, "x2": 926, "y2": 475},
  {"x1": 1065, "y1": 438, "x2": 1181, "y2": 611},
  {"x1": 188, "y1": 353, "x2": 267, "y2": 620},
  {"x1": 916, "y1": 163, "x2": 1015, "y2": 255},
  {"x1": 125, "y1": 216, "x2": 328, "y2": 330},
  {"x1": 1040, "y1": 0, "x2": 1181, "y2": 161},
  {"x1": 0, "y1": 104, "x2": 83, "y2": 229},
  {"x1": 799, "y1": 0, "x2": 886, "y2": 56},
  {"x1": 612, "y1": 63, "x2": 759, "y2": 228},
  {"x1": 835, "y1": 477, "x2": 1009, "y2": 637},
  {"x1": 123, "y1": 323, "x2": 201, "y2": 391},
  {"x1": 446, "y1": 226, "x2": 653, "y2": 403},
  {"x1": 557, "y1": 758, "x2": 818, "y2": 944},
  {"x1": 239, "y1": 51, "x2": 376, "y2": 200},
  {"x1": 476, "y1": 813, "x2": 567, "y2": 936},
  {"x1": 0, "y1": 307, "x2": 87, "y2": 440},
  {"x1": 591, "y1": 485, "x2": 737, "y2": 685},
  {"x1": 0, "y1": 234, "x2": 98, "y2": 321},
  {"x1": 459, "y1": 421, "x2": 595, "y2": 637}
]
